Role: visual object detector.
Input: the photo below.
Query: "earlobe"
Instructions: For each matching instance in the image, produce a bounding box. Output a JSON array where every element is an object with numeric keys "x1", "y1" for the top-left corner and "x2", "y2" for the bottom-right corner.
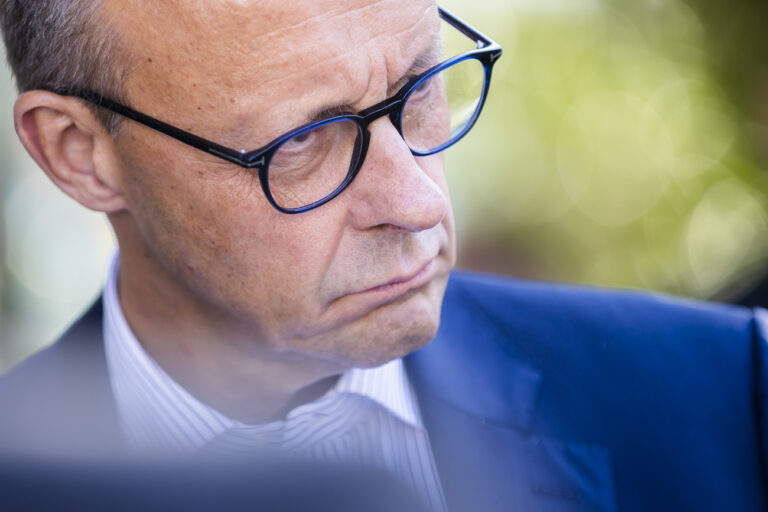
[{"x1": 14, "y1": 90, "x2": 127, "y2": 213}]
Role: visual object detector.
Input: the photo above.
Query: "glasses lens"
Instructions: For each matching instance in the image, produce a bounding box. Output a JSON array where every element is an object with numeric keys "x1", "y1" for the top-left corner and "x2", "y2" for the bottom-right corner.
[
  {"x1": 267, "y1": 119, "x2": 362, "y2": 210},
  {"x1": 401, "y1": 57, "x2": 486, "y2": 154}
]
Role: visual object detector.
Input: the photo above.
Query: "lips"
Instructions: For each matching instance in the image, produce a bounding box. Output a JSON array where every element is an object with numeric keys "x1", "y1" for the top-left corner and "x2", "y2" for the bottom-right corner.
[{"x1": 340, "y1": 259, "x2": 437, "y2": 308}]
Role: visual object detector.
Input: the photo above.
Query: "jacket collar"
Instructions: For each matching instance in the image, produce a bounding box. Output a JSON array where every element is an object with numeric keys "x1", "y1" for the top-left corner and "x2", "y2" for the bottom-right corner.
[{"x1": 404, "y1": 274, "x2": 616, "y2": 512}]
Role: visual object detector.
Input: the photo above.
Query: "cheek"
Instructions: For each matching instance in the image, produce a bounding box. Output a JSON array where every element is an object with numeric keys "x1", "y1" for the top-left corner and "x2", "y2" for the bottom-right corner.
[
  {"x1": 118, "y1": 140, "x2": 342, "y2": 336},
  {"x1": 251, "y1": 217, "x2": 341, "y2": 318}
]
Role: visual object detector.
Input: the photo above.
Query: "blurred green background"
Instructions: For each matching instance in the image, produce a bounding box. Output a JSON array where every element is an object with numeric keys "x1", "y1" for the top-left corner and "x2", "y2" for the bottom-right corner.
[{"x1": 1, "y1": 0, "x2": 768, "y2": 373}]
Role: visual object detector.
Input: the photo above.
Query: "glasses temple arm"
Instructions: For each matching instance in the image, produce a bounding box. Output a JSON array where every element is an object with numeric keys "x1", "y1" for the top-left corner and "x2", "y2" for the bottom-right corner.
[
  {"x1": 438, "y1": 5, "x2": 496, "y2": 48},
  {"x1": 54, "y1": 88, "x2": 261, "y2": 169}
]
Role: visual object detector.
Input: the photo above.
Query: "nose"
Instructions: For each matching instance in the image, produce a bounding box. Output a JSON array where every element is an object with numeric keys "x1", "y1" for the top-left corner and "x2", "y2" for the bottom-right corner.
[{"x1": 345, "y1": 118, "x2": 451, "y2": 232}]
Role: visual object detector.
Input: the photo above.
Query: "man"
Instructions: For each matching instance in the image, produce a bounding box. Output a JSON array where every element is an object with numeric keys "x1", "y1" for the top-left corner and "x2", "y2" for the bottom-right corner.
[{"x1": 0, "y1": 1, "x2": 766, "y2": 511}]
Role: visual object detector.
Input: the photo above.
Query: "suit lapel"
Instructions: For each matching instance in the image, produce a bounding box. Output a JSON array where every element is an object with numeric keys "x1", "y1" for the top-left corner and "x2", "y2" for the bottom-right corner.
[
  {"x1": 409, "y1": 390, "x2": 614, "y2": 512},
  {"x1": 405, "y1": 280, "x2": 617, "y2": 512},
  {"x1": 406, "y1": 351, "x2": 543, "y2": 511}
]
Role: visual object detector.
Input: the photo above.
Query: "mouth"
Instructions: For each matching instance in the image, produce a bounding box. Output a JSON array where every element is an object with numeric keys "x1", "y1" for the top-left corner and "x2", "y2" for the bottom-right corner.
[
  {"x1": 358, "y1": 259, "x2": 436, "y2": 297},
  {"x1": 326, "y1": 258, "x2": 439, "y2": 316}
]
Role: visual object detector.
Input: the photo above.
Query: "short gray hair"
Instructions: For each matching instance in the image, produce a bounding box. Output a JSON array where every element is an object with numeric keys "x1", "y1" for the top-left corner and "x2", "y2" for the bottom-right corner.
[{"x1": 0, "y1": 0, "x2": 131, "y2": 133}]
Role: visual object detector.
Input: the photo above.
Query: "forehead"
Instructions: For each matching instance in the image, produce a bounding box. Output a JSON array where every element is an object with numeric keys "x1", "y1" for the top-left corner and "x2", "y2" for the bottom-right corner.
[{"x1": 107, "y1": 0, "x2": 439, "y2": 143}]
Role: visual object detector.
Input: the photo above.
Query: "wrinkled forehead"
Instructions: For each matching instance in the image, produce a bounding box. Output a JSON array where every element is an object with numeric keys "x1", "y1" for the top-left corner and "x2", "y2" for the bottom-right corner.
[{"x1": 107, "y1": 0, "x2": 438, "y2": 113}]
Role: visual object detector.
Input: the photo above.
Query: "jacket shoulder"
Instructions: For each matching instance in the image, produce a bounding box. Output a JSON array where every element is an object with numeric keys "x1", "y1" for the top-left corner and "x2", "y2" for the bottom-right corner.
[
  {"x1": 440, "y1": 270, "x2": 759, "y2": 415},
  {"x1": 0, "y1": 298, "x2": 105, "y2": 391},
  {"x1": 0, "y1": 298, "x2": 122, "y2": 457},
  {"x1": 445, "y1": 269, "x2": 753, "y2": 334}
]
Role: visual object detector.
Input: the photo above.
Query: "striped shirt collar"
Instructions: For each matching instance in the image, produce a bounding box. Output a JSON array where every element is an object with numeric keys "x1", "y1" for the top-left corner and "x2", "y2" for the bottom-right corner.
[{"x1": 102, "y1": 250, "x2": 423, "y2": 451}]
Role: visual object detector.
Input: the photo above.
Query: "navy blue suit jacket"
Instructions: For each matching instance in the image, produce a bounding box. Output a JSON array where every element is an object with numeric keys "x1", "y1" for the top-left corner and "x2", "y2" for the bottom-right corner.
[{"x1": 1, "y1": 271, "x2": 767, "y2": 511}]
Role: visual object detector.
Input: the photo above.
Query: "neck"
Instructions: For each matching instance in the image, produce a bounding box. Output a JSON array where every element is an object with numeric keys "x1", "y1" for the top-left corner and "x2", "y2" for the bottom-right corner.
[{"x1": 111, "y1": 215, "x2": 345, "y2": 424}]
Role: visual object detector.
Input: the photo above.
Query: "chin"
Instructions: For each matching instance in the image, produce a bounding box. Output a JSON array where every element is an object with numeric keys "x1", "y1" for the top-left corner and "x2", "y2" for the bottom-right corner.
[{"x1": 284, "y1": 273, "x2": 449, "y2": 369}]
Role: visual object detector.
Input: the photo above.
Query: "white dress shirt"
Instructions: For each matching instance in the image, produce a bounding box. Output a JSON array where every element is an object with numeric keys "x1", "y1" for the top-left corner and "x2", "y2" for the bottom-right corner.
[{"x1": 102, "y1": 250, "x2": 446, "y2": 511}]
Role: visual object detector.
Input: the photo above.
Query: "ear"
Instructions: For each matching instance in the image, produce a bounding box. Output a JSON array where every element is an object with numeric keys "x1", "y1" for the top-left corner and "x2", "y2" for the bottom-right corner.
[{"x1": 14, "y1": 90, "x2": 127, "y2": 213}]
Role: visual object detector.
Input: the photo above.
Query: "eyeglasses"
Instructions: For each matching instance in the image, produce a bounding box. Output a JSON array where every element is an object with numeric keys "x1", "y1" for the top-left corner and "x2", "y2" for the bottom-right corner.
[{"x1": 55, "y1": 6, "x2": 502, "y2": 214}]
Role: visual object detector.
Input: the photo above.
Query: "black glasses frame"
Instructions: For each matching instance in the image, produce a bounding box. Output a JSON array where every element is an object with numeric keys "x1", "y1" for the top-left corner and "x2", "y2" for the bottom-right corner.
[{"x1": 54, "y1": 6, "x2": 502, "y2": 213}]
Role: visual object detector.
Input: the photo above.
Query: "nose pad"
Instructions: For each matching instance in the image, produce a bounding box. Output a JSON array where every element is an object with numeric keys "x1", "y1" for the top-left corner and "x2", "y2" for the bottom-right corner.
[
  {"x1": 347, "y1": 129, "x2": 367, "y2": 178},
  {"x1": 387, "y1": 110, "x2": 404, "y2": 139}
]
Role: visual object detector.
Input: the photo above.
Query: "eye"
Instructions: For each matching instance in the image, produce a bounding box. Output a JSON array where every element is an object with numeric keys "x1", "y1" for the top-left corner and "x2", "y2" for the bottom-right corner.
[
  {"x1": 409, "y1": 76, "x2": 434, "y2": 101},
  {"x1": 282, "y1": 129, "x2": 317, "y2": 151}
]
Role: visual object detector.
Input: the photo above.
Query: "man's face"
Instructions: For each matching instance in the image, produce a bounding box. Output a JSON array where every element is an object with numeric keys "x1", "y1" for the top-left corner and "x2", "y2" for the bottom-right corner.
[{"x1": 108, "y1": 0, "x2": 455, "y2": 367}]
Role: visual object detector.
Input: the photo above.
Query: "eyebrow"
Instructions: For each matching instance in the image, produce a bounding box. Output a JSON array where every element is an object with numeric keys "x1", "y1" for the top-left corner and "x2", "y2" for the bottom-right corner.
[{"x1": 307, "y1": 34, "x2": 443, "y2": 123}]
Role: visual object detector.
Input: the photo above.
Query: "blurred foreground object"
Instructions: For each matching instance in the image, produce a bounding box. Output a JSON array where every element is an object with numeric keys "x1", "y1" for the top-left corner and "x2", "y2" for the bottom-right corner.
[{"x1": 0, "y1": 456, "x2": 427, "y2": 512}]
